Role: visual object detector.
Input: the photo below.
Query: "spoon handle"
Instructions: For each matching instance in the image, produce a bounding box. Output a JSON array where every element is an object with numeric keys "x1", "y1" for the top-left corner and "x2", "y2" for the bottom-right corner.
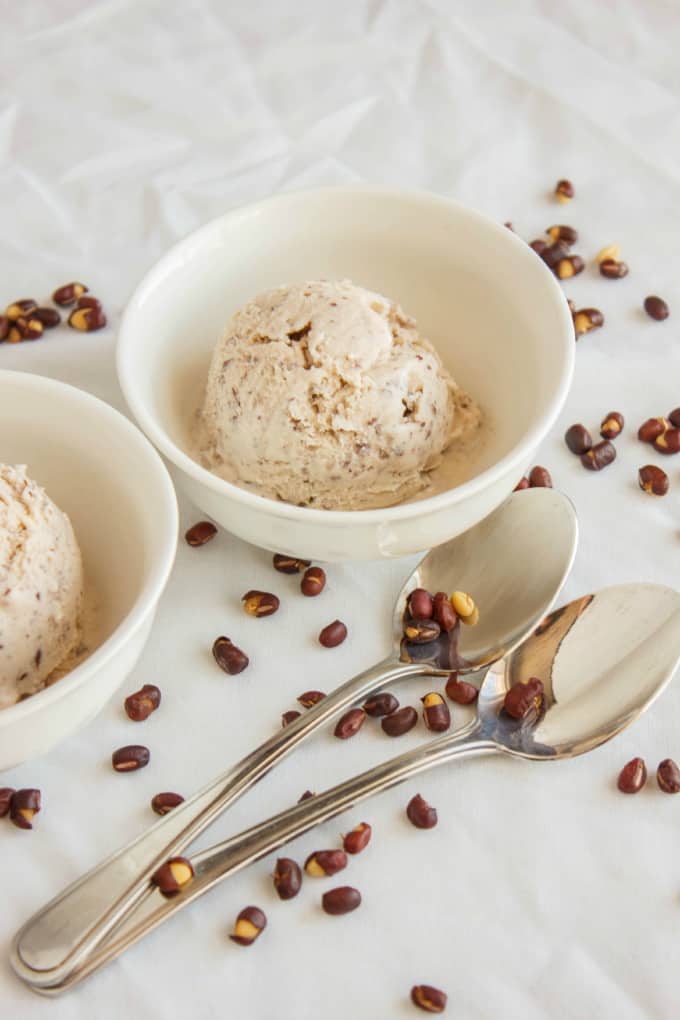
[
  {"x1": 12, "y1": 656, "x2": 422, "y2": 988},
  {"x1": 24, "y1": 723, "x2": 495, "y2": 995}
]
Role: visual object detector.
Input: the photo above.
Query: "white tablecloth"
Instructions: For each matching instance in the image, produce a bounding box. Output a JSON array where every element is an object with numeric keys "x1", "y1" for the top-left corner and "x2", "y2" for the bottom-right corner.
[{"x1": 2, "y1": 2, "x2": 680, "y2": 1017}]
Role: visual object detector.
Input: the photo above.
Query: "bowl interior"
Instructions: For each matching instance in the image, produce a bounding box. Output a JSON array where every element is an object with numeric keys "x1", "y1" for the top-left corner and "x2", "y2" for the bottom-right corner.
[
  {"x1": 0, "y1": 373, "x2": 176, "y2": 683},
  {"x1": 120, "y1": 189, "x2": 572, "y2": 511}
]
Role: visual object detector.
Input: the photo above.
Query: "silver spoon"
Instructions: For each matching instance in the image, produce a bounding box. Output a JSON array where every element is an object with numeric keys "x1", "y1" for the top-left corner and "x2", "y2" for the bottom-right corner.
[
  {"x1": 11, "y1": 488, "x2": 577, "y2": 989},
  {"x1": 22, "y1": 581, "x2": 680, "y2": 996}
]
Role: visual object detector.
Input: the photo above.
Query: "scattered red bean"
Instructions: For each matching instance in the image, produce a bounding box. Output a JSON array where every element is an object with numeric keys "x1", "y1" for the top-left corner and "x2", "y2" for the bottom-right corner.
[
  {"x1": 343, "y1": 822, "x2": 372, "y2": 855},
  {"x1": 151, "y1": 792, "x2": 185, "y2": 815},
  {"x1": 617, "y1": 758, "x2": 647, "y2": 794},
  {"x1": 406, "y1": 794, "x2": 438, "y2": 829},
  {"x1": 184, "y1": 521, "x2": 217, "y2": 546},
  {"x1": 230, "y1": 905, "x2": 267, "y2": 945},
  {"x1": 321, "y1": 886, "x2": 361, "y2": 915},
  {"x1": 334, "y1": 707, "x2": 365, "y2": 739},
  {"x1": 301, "y1": 566, "x2": 326, "y2": 596},
  {"x1": 212, "y1": 636, "x2": 249, "y2": 674},
  {"x1": 319, "y1": 620, "x2": 347, "y2": 648},
  {"x1": 644, "y1": 295, "x2": 669, "y2": 321},
  {"x1": 124, "y1": 683, "x2": 161, "y2": 721},
  {"x1": 657, "y1": 759, "x2": 680, "y2": 793},
  {"x1": 411, "y1": 984, "x2": 448, "y2": 1014}
]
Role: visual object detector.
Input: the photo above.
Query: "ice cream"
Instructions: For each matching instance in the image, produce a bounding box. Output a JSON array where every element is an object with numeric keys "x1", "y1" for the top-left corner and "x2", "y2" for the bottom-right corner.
[
  {"x1": 0, "y1": 465, "x2": 84, "y2": 709},
  {"x1": 197, "y1": 280, "x2": 480, "y2": 510}
]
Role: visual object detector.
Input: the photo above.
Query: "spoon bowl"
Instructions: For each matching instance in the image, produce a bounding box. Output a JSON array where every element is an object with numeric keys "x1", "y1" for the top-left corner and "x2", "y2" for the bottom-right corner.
[
  {"x1": 481, "y1": 583, "x2": 680, "y2": 758},
  {"x1": 395, "y1": 486, "x2": 578, "y2": 671}
]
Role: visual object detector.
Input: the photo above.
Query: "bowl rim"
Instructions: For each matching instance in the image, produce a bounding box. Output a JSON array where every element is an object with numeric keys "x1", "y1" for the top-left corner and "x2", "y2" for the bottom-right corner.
[
  {"x1": 117, "y1": 185, "x2": 575, "y2": 524},
  {"x1": 0, "y1": 369, "x2": 179, "y2": 723}
]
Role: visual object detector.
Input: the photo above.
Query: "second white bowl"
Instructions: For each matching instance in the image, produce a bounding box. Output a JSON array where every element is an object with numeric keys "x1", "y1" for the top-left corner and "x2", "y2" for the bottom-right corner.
[
  {"x1": 0, "y1": 371, "x2": 178, "y2": 770},
  {"x1": 118, "y1": 187, "x2": 574, "y2": 561}
]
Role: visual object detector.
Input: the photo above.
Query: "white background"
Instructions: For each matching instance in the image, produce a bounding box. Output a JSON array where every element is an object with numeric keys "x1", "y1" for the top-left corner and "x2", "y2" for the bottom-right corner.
[{"x1": 2, "y1": 2, "x2": 680, "y2": 1017}]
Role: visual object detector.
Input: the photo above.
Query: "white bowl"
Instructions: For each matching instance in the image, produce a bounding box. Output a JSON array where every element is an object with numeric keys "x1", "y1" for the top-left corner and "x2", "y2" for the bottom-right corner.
[
  {"x1": 118, "y1": 187, "x2": 573, "y2": 561},
  {"x1": 0, "y1": 371, "x2": 178, "y2": 770}
]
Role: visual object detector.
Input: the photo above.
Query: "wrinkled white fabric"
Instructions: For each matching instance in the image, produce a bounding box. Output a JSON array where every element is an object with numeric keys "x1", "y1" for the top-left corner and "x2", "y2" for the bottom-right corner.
[{"x1": 1, "y1": 2, "x2": 680, "y2": 1017}]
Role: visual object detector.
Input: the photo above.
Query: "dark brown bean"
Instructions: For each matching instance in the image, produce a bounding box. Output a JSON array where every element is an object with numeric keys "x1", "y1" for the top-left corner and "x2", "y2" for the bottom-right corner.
[
  {"x1": 565, "y1": 424, "x2": 592, "y2": 455},
  {"x1": 364, "y1": 692, "x2": 399, "y2": 717},
  {"x1": 411, "y1": 985, "x2": 448, "y2": 1014},
  {"x1": 406, "y1": 794, "x2": 438, "y2": 829},
  {"x1": 342, "y1": 822, "x2": 372, "y2": 855},
  {"x1": 76, "y1": 295, "x2": 102, "y2": 311},
  {"x1": 600, "y1": 412, "x2": 624, "y2": 440},
  {"x1": 638, "y1": 465, "x2": 669, "y2": 496},
  {"x1": 668, "y1": 408, "x2": 680, "y2": 428},
  {"x1": 0, "y1": 315, "x2": 9, "y2": 341},
  {"x1": 230, "y1": 905, "x2": 267, "y2": 945},
  {"x1": 305, "y1": 849, "x2": 348, "y2": 877},
  {"x1": 9, "y1": 789, "x2": 41, "y2": 830},
  {"x1": 617, "y1": 757, "x2": 647, "y2": 794},
  {"x1": 573, "y1": 307, "x2": 604, "y2": 338},
  {"x1": 212, "y1": 636, "x2": 249, "y2": 674},
  {"x1": 638, "y1": 417, "x2": 668, "y2": 443},
  {"x1": 124, "y1": 683, "x2": 161, "y2": 721},
  {"x1": 184, "y1": 521, "x2": 217, "y2": 546},
  {"x1": 334, "y1": 707, "x2": 365, "y2": 739},
  {"x1": 599, "y1": 258, "x2": 628, "y2": 279},
  {"x1": 0, "y1": 787, "x2": 15, "y2": 817},
  {"x1": 321, "y1": 886, "x2": 361, "y2": 915},
  {"x1": 529, "y1": 465, "x2": 552, "y2": 488},
  {"x1": 581, "y1": 441, "x2": 616, "y2": 471},
  {"x1": 403, "y1": 618, "x2": 440, "y2": 644},
  {"x1": 547, "y1": 224, "x2": 578, "y2": 245},
  {"x1": 421, "y1": 692, "x2": 451, "y2": 733},
  {"x1": 555, "y1": 254, "x2": 584, "y2": 280},
  {"x1": 657, "y1": 758, "x2": 680, "y2": 793},
  {"x1": 13, "y1": 316, "x2": 43, "y2": 340},
  {"x1": 112, "y1": 745, "x2": 150, "y2": 772},
  {"x1": 319, "y1": 620, "x2": 347, "y2": 648},
  {"x1": 555, "y1": 178, "x2": 574, "y2": 202},
  {"x1": 151, "y1": 792, "x2": 185, "y2": 815},
  {"x1": 67, "y1": 305, "x2": 107, "y2": 331},
  {"x1": 32, "y1": 306, "x2": 61, "y2": 328},
  {"x1": 653, "y1": 428, "x2": 680, "y2": 454},
  {"x1": 273, "y1": 553, "x2": 310, "y2": 574},
  {"x1": 273, "y1": 858, "x2": 302, "y2": 900},
  {"x1": 282, "y1": 710, "x2": 301, "y2": 728},
  {"x1": 297, "y1": 690, "x2": 326, "y2": 708},
  {"x1": 151, "y1": 856, "x2": 194, "y2": 896},
  {"x1": 644, "y1": 295, "x2": 669, "y2": 321},
  {"x1": 432, "y1": 592, "x2": 457, "y2": 633},
  {"x1": 6, "y1": 298, "x2": 38, "y2": 321},
  {"x1": 242, "y1": 590, "x2": 280, "y2": 617},
  {"x1": 382, "y1": 706, "x2": 418, "y2": 737},
  {"x1": 541, "y1": 240, "x2": 571, "y2": 271},
  {"x1": 445, "y1": 674, "x2": 479, "y2": 704},
  {"x1": 503, "y1": 678, "x2": 544, "y2": 720},
  {"x1": 529, "y1": 239, "x2": 548, "y2": 257},
  {"x1": 301, "y1": 566, "x2": 326, "y2": 596},
  {"x1": 513, "y1": 476, "x2": 530, "y2": 491},
  {"x1": 53, "y1": 282, "x2": 88, "y2": 306},
  {"x1": 298, "y1": 790, "x2": 315, "y2": 802},
  {"x1": 408, "y1": 588, "x2": 434, "y2": 620}
]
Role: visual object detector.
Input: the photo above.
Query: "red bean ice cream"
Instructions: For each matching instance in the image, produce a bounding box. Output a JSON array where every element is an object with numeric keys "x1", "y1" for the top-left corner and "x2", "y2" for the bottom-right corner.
[
  {"x1": 196, "y1": 280, "x2": 480, "y2": 510},
  {"x1": 0, "y1": 465, "x2": 83, "y2": 708}
]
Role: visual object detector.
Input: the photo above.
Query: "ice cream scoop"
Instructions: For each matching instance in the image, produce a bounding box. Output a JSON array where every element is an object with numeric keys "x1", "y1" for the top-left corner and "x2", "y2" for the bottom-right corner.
[
  {"x1": 197, "y1": 280, "x2": 480, "y2": 509},
  {"x1": 0, "y1": 465, "x2": 83, "y2": 708}
]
